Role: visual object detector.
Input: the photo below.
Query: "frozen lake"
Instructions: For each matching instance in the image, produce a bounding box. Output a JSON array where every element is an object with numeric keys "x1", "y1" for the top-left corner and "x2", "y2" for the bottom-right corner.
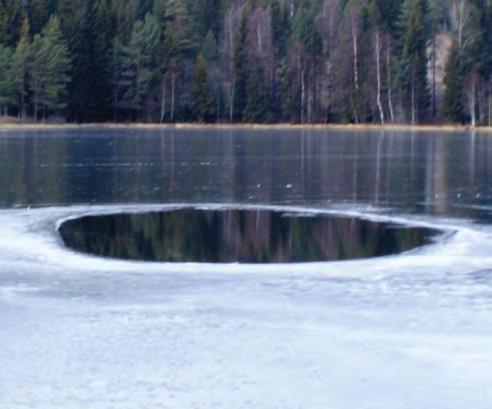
[{"x1": 1, "y1": 127, "x2": 492, "y2": 408}]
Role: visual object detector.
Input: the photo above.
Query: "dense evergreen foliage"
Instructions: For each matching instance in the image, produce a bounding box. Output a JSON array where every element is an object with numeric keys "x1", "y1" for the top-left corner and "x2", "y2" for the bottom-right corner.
[{"x1": 0, "y1": 0, "x2": 491, "y2": 125}]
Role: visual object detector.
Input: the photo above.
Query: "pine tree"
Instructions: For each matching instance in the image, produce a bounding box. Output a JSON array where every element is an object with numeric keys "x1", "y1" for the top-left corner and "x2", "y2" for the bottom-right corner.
[
  {"x1": 398, "y1": 0, "x2": 430, "y2": 124},
  {"x1": 0, "y1": 45, "x2": 15, "y2": 115},
  {"x1": 110, "y1": 36, "x2": 125, "y2": 121},
  {"x1": 12, "y1": 18, "x2": 30, "y2": 121},
  {"x1": 29, "y1": 33, "x2": 45, "y2": 120},
  {"x1": 93, "y1": 0, "x2": 116, "y2": 120},
  {"x1": 243, "y1": 56, "x2": 268, "y2": 123},
  {"x1": 232, "y1": 12, "x2": 249, "y2": 122},
  {"x1": 43, "y1": 15, "x2": 71, "y2": 114},
  {"x1": 59, "y1": 0, "x2": 97, "y2": 121},
  {"x1": 161, "y1": 0, "x2": 197, "y2": 121},
  {"x1": 441, "y1": 0, "x2": 489, "y2": 126},
  {"x1": 164, "y1": 0, "x2": 197, "y2": 57},
  {"x1": 30, "y1": 16, "x2": 71, "y2": 121},
  {"x1": 192, "y1": 54, "x2": 215, "y2": 122},
  {"x1": 294, "y1": 6, "x2": 323, "y2": 123},
  {"x1": 333, "y1": 0, "x2": 367, "y2": 123},
  {"x1": 271, "y1": 0, "x2": 290, "y2": 120},
  {"x1": 120, "y1": 13, "x2": 161, "y2": 121}
]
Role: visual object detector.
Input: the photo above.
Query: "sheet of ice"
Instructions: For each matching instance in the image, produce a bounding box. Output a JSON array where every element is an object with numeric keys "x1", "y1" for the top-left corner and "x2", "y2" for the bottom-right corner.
[{"x1": 1, "y1": 204, "x2": 492, "y2": 409}]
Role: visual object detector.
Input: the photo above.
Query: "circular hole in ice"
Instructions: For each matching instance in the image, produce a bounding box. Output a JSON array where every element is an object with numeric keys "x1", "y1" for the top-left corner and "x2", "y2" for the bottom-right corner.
[{"x1": 58, "y1": 208, "x2": 441, "y2": 263}]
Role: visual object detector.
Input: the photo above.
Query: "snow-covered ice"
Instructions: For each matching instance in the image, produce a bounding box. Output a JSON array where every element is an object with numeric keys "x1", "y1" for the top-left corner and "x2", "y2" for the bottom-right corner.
[{"x1": 1, "y1": 204, "x2": 492, "y2": 409}]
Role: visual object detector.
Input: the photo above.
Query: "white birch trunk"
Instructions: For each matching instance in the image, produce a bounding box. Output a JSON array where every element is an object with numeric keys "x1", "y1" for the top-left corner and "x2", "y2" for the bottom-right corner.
[
  {"x1": 34, "y1": 88, "x2": 38, "y2": 123},
  {"x1": 301, "y1": 67, "x2": 305, "y2": 124},
  {"x1": 386, "y1": 42, "x2": 395, "y2": 123},
  {"x1": 375, "y1": 31, "x2": 385, "y2": 125},
  {"x1": 229, "y1": 79, "x2": 234, "y2": 123},
  {"x1": 431, "y1": 30, "x2": 436, "y2": 116},
  {"x1": 160, "y1": 76, "x2": 166, "y2": 123},
  {"x1": 351, "y1": 13, "x2": 360, "y2": 124},
  {"x1": 257, "y1": 22, "x2": 262, "y2": 54},
  {"x1": 171, "y1": 71, "x2": 175, "y2": 122},
  {"x1": 351, "y1": 16, "x2": 359, "y2": 91},
  {"x1": 307, "y1": 88, "x2": 312, "y2": 124},
  {"x1": 411, "y1": 75, "x2": 416, "y2": 125},
  {"x1": 470, "y1": 80, "x2": 476, "y2": 127}
]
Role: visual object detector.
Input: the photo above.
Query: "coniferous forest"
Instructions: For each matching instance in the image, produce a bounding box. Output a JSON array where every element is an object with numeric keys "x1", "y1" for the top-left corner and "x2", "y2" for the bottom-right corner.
[{"x1": 0, "y1": 0, "x2": 492, "y2": 125}]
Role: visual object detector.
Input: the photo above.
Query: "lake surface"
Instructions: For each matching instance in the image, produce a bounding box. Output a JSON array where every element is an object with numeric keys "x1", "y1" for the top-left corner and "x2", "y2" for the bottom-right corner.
[
  {"x1": 0, "y1": 127, "x2": 491, "y2": 218},
  {"x1": 1, "y1": 127, "x2": 492, "y2": 409}
]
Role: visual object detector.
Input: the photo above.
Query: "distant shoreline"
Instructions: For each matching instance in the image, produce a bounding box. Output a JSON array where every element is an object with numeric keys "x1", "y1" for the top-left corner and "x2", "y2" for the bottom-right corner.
[{"x1": 0, "y1": 122, "x2": 490, "y2": 133}]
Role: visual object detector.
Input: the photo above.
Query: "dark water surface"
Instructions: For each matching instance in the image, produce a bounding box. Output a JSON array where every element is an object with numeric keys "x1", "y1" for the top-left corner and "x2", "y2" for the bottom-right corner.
[
  {"x1": 59, "y1": 209, "x2": 439, "y2": 262},
  {"x1": 1, "y1": 127, "x2": 491, "y2": 223}
]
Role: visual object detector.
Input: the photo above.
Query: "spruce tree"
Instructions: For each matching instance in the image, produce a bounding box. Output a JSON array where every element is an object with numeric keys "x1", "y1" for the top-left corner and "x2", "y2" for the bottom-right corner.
[
  {"x1": 44, "y1": 16, "x2": 71, "y2": 114},
  {"x1": 0, "y1": 45, "x2": 15, "y2": 115},
  {"x1": 59, "y1": 1, "x2": 96, "y2": 121},
  {"x1": 192, "y1": 54, "x2": 215, "y2": 123},
  {"x1": 442, "y1": 42, "x2": 466, "y2": 123},
  {"x1": 164, "y1": 0, "x2": 196, "y2": 58},
  {"x1": 232, "y1": 12, "x2": 249, "y2": 122},
  {"x1": 243, "y1": 57, "x2": 268, "y2": 123},
  {"x1": 398, "y1": 0, "x2": 429, "y2": 123},
  {"x1": 12, "y1": 18, "x2": 30, "y2": 121},
  {"x1": 161, "y1": 0, "x2": 197, "y2": 121},
  {"x1": 30, "y1": 16, "x2": 71, "y2": 121},
  {"x1": 120, "y1": 13, "x2": 161, "y2": 120},
  {"x1": 110, "y1": 36, "x2": 125, "y2": 121},
  {"x1": 93, "y1": 0, "x2": 116, "y2": 120},
  {"x1": 271, "y1": 0, "x2": 290, "y2": 120}
]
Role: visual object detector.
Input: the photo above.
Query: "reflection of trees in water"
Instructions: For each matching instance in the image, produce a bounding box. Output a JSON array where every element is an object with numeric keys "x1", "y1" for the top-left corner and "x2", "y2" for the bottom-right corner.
[
  {"x1": 59, "y1": 209, "x2": 437, "y2": 263},
  {"x1": 1, "y1": 129, "x2": 492, "y2": 221},
  {"x1": 0, "y1": 133, "x2": 69, "y2": 206}
]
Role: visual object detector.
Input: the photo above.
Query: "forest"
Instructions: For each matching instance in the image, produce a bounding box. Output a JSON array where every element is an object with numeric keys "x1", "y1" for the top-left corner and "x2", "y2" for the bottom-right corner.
[{"x1": 0, "y1": 0, "x2": 491, "y2": 125}]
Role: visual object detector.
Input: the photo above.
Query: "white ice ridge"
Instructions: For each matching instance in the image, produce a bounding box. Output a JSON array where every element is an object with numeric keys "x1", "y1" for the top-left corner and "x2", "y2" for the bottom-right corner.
[{"x1": 1, "y1": 204, "x2": 492, "y2": 409}]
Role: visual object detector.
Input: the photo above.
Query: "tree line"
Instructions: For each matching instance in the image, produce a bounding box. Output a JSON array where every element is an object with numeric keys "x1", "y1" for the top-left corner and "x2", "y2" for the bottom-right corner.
[{"x1": 0, "y1": 0, "x2": 491, "y2": 125}]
